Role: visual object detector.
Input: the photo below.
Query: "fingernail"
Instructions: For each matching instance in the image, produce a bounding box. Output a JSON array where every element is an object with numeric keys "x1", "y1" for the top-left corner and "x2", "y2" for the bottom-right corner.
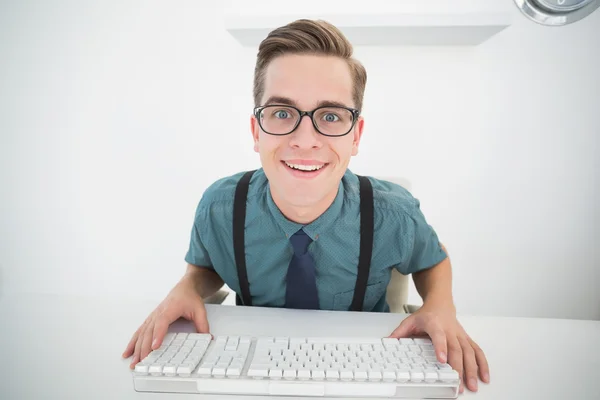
[
  {"x1": 470, "y1": 378, "x2": 478, "y2": 390},
  {"x1": 152, "y1": 338, "x2": 157, "y2": 349},
  {"x1": 440, "y1": 352, "x2": 447, "y2": 363},
  {"x1": 483, "y1": 372, "x2": 490, "y2": 382}
]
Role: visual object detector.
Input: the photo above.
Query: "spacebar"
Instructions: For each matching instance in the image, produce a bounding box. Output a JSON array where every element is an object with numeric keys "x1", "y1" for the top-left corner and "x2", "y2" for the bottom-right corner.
[{"x1": 269, "y1": 382, "x2": 325, "y2": 396}]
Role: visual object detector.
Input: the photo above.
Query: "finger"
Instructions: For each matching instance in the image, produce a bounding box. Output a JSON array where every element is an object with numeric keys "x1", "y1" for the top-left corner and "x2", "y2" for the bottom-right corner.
[
  {"x1": 130, "y1": 326, "x2": 145, "y2": 369},
  {"x1": 151, "y1": 316, "x2": 169, "y2": 351},
  {"x1": 459, "y1": 336, "x2": 478, "y2": 392},
  {"x1": 192, "y1": 305, "x2": 210, "y2": 334},
  {"x1": 447, "y1": 337, "x2": 463, "y2": 393},
  {"x1": 469, "y1": 337, "x2": 490, "y2": 383},
  {"x1": 388, "y1": 316, "x2": 415, "y2": 338},
  {"x1": 425, "y1": 327, "x2": 448, "y2": 364},
  {"x1": 139, "y1": 322, "x2": 155, "y2": 362},
  {"x1": 151, "y1": 302, "x2": 187, "y2": 349},
  {"x1": 123, "y1": 328, "x2": 141, "y2": 358}
]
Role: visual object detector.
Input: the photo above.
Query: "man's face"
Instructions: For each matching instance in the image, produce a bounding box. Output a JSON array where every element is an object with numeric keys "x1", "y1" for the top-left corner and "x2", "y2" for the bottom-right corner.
[{"x1": 251, "y1": 54, "x2": 364, "y2": 211}]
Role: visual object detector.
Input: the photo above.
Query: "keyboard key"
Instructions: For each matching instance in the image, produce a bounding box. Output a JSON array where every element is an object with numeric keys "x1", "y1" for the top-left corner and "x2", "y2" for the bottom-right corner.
[
  {"x1": 283, "y1": 369, "x2": 296, "y2": 379},
  {"x1": 134, "y1": 362, "x2": 149, "y2": 374},
  {"x1": 176, "y1": 363, "x2": 196, "y2": 376},
  {"x1": 226, "y1": 366, "x2": 242, "y2": 377},
  {"x1": 414, "y1": 338, "x2": 433, "y2": 345},
  {"x1": 438, "y1": 370, "x2": 460, "y2": 382},
  {"x1": 410, "y1": 369, "x2": 425, "y2": 382},
  {"x1": 248, "y1": 366, "x2": 269, "y2": 378},
  {"x1": 297, "y1": 368, "x2": 311, "y2": 379},
  {"x1": 396, "y1": 369, "x2": 410, "y2": 382}
]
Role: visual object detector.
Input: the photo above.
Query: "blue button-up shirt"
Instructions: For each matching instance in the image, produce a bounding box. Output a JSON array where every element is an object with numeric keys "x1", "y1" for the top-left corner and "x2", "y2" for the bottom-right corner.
[{"x1": 185, "y1": 168, "x2": 447, "y2": 312}]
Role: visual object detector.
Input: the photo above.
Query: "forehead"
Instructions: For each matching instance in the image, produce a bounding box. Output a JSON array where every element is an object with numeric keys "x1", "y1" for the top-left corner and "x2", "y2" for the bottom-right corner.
[{"x1": 261, "y1": 54, "x2": 354, "y2": 109}]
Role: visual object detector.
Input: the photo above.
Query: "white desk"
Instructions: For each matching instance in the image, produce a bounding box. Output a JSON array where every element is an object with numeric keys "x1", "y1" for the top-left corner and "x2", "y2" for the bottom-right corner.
[{"x1": 1, "y1": 293, "x2": 599, "y2": 400}]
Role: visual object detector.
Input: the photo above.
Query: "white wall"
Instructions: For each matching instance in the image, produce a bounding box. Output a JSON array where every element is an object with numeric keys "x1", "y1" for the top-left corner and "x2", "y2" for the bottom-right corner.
[{"x1": 1, "y1": 0, "x2": 599, "y2": 320}]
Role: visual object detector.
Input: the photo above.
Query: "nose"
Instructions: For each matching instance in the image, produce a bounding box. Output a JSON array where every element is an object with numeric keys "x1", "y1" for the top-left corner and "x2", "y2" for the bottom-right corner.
[{"x1": 289, "y1": 114, "x2": 322, "y2": 149}]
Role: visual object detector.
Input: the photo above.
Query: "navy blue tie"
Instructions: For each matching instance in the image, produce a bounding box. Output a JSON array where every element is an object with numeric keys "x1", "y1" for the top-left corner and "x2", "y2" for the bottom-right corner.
[{"x1": 285, "y1": 229, "x2": 319, "y2": 309}]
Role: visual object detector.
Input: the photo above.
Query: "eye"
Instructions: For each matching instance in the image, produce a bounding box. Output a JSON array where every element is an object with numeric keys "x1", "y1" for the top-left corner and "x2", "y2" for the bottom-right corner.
[
  {"x1": 322, "y1": 113, "x2": 339, "y2": 123},
  {"x1": 273, "y1": 109, "x2": 292, "y2": 119}
]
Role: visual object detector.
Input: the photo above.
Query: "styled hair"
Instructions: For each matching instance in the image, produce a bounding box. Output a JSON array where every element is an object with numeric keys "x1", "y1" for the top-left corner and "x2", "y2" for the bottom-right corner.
[{"x1": 253, "y1": 19, "x2": 367, "y2": 112}]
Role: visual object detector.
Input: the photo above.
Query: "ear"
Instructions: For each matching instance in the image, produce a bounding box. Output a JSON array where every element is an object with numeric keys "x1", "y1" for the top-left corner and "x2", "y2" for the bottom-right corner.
[
  {"x1": 250, "y1": 114, "x2": 260, "y2": 153},
  {"x1": 351, "y1": 116, "x2": 364, "y2": 156}
]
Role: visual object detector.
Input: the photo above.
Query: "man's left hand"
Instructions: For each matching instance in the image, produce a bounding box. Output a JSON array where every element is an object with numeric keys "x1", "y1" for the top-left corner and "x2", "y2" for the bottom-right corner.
[{"x1": 388, "y1": 304, "x2": 490, "y2": 393}]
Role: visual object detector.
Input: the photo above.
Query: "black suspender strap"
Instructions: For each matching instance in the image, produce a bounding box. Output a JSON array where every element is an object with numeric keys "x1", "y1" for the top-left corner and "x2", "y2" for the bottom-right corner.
[
  {"x1": 232, "y1": 170, "x2": 374, "y2": 311},
  {"x1": 233, "y1": 169, "x2": 256, "y2": 306},
  {"x1": 350, "y1": 175, "x2": 374, "y2": 312}
]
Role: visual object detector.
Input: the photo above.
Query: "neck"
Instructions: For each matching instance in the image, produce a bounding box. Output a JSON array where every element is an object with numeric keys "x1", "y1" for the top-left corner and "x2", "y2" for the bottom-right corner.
[{"x1": 271, "y1": 186, "x2": 338, "y2": 225}]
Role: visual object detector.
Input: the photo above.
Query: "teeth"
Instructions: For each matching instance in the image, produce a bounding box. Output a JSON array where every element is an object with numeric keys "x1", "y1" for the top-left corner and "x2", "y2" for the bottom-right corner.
[{"x1": 285, "y1": 162, "x2": 324, "y2": 171}]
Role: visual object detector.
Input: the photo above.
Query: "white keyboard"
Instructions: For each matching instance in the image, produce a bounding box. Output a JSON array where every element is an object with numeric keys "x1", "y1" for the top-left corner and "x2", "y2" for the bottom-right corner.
[{"x1": 132, "y1": 333, "x2": 460, "y2": 398}]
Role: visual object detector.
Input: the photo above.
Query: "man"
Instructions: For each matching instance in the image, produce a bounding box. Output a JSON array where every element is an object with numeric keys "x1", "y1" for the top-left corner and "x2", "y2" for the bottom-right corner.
[{"x1": 123, "y1": 19, "x2": 489, "y2": 394}]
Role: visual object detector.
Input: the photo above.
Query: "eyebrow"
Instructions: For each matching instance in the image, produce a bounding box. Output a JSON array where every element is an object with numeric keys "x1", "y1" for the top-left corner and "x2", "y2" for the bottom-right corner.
[{"x1": 263, "y1": 96, "x2": 353, "y2": 109}]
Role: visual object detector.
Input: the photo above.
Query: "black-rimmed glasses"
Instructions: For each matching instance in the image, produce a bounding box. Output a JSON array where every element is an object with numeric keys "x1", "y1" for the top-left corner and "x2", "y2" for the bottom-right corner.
[{"x1": 253, "y1": 104, "x2": 360, "y2": 137}]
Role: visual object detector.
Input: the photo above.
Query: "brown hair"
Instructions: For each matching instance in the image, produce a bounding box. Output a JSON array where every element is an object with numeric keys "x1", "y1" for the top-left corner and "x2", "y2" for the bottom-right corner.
[{"x1": 253, "y1": 19, "x2": 367, "y2": 112}]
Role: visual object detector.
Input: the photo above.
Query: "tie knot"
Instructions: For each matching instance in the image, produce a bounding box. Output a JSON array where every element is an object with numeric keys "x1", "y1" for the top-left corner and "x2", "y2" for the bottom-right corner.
[{"x1": 290, "y1": 229, "x2": 312, "y2": 256}]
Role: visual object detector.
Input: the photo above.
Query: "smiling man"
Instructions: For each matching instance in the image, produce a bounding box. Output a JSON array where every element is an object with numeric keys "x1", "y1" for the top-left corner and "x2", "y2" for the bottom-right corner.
[{"x1": 123, "y1": 19, "x2": 489, "y2": 394}]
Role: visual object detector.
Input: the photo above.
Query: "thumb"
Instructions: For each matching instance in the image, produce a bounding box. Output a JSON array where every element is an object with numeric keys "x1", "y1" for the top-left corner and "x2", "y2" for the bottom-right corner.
[{"x1": 388, "y1": 315, "x2": 415, "y2": 338}]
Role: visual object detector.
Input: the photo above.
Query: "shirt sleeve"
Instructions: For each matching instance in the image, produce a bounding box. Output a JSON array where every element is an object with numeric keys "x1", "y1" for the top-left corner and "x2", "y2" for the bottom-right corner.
[
  {"x1": 400, "y1": 198, "x2": 447, "y2": 275},
  {"x1": 184, "y1": 203, "x2": 213, "y2": 268}
]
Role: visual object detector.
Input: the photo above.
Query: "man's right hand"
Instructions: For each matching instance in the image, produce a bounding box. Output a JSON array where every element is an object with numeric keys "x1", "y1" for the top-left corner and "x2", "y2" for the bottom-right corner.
[{"x1": 122, "y1": 276, "x2": 210, "y2": 369}]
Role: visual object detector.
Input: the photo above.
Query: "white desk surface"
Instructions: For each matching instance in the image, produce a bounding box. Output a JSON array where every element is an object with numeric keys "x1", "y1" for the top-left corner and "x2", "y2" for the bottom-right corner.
[{"x1": 1, "y1": 292, "x2": 599, "y2": 400}]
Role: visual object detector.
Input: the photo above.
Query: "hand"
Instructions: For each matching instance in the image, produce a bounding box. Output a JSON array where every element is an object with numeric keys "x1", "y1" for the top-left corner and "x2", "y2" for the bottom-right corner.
[
  {"x1": 388, "y1": 304, "x2": 490, "y2": 393},
  {"x1": 122, "y1": 277, "x2": 210, "y2": 368}
]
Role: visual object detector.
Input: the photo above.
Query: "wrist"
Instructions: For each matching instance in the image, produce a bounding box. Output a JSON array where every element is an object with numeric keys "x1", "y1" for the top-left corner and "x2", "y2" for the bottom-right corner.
[
  {"x1": 422, "y1": 294, "x2": 456, "y2": 315},
  {"x1": 181, "y1": 268, "x2": 205, "y2": 296}
]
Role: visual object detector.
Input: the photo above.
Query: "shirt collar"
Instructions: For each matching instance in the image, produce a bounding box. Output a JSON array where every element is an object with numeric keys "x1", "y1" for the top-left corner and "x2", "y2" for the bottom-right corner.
[{"x1": 266, "y1": 178, "x2": 345, "y2": 242}]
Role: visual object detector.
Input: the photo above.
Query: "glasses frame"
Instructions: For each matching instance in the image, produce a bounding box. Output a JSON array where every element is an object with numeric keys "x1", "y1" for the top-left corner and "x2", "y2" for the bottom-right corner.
[{"x1": 253, "y1": 104, "x2": 360, "y2": 137}]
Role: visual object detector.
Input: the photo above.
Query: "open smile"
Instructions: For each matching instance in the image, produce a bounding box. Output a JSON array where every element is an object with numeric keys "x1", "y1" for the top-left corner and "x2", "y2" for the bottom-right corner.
[{"x1": 281, "y1": 160, "x2": 329, "y2": 178}]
